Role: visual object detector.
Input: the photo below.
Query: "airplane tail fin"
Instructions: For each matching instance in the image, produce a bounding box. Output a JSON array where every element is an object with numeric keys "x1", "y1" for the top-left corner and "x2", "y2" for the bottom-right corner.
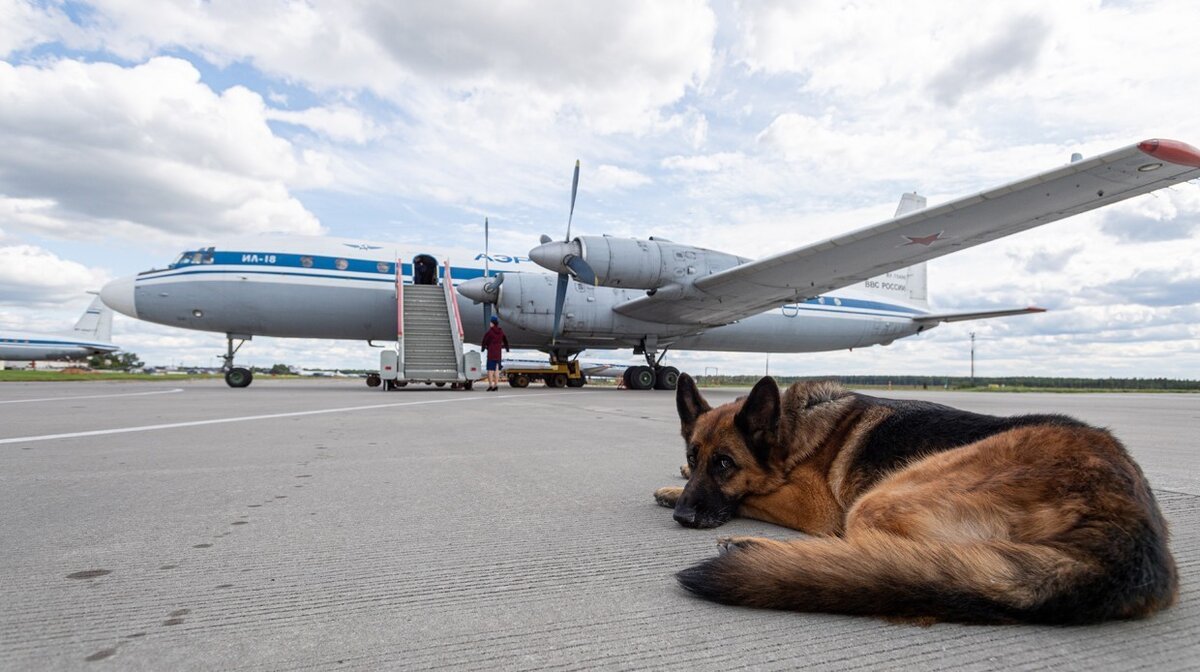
[
  {"x1": 861, "y1": 193, "x2": 929, "y2": 308},
  {"x1": 73, "y1": 296, "x2": 113, "y2": 343}
]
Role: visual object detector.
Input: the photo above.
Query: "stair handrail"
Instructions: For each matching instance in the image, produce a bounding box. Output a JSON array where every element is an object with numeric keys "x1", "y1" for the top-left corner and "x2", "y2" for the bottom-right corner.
[
  {"x1": 442, "y1": 258, "x2": 467, "y2": 381},
  {"x1": 443, "y1": 259, "x2": 465, "y2": 341},
  {"x1": 396, "y1": 258, "x2": 404, "y2": 378}
]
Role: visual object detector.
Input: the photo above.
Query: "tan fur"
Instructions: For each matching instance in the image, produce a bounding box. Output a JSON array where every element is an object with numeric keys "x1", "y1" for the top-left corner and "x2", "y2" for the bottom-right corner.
[{"x1": 663, "y1": 377, "x2": 1178, "y2": 623}]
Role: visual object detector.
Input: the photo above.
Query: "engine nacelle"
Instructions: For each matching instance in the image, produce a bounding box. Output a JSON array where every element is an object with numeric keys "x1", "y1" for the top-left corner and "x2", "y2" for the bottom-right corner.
[{"x1": 529, "y1": 235, "x2": 746, "y2": 290}]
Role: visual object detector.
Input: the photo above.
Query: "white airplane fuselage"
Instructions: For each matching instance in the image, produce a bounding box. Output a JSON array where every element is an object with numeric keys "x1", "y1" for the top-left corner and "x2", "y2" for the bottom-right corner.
[
  {"x1": 1, "y1": 297, "x2": 118, "y2": 362},
  {"x1": 99, "y1": 236, "x2": 929, "y2": 355},
  {"x1": 0, "y1": 334, "x2": 118, "y2": 361}
]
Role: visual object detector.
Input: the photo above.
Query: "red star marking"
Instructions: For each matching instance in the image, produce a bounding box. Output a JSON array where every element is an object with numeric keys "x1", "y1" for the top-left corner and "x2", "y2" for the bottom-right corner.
[{"x1": 903, "y1": 231, "x2": 945, "y2": 246}]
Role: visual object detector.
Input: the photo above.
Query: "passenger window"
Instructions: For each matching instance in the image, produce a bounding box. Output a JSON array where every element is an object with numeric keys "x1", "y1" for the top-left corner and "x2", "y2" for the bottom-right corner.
[
  {"x1": 301, "y1": 256, "x2": 314, "y2": 268},
  {"x1": 335, "y1": 258, "x2": 349, "y2": 270},
  {"x1": 377, "y1": 262, "x2": 390, "y2": 273}
]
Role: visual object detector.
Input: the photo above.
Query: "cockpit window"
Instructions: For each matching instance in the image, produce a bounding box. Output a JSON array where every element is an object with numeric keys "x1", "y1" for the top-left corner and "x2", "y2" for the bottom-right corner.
[{"x1": 169, "y1": 247, "x2": 215, "y2": 269}]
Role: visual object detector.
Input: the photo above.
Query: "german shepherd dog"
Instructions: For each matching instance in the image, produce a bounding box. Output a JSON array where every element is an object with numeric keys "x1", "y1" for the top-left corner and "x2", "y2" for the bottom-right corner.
[{"x1": 654, "y1": 375, "x2": 1177, "y2": 624}]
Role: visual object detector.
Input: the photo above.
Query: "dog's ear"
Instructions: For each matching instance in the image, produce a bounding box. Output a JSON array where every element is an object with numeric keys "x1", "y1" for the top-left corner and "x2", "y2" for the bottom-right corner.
[
  {"x1": 735, "y1": 376, "x2": 780, "y2": 466},
  {"x1": 676, "y1": 373, "x2": 711, "y2": 438}
]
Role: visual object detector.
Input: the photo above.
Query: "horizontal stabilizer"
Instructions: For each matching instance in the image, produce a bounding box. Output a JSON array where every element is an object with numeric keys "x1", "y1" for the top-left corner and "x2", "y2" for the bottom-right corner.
[{"x1": 912, "y1": 306, "x2": 1045, "y2": 325}]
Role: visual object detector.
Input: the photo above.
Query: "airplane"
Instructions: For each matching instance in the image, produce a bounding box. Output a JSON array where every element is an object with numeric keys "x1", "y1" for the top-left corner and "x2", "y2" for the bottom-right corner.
[
  {"x1": 98, "y1": 138, "x2": 1200, "y2": 389},
  {"x1": 0, "y1": 296, "x2": 120, "y2": 363}
]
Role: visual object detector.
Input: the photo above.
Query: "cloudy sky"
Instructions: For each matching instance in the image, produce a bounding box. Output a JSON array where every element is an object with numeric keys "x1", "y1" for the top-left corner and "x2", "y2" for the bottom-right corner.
[{"x1": 2, "y1": 0, "x2": 1199, "y2": 377}]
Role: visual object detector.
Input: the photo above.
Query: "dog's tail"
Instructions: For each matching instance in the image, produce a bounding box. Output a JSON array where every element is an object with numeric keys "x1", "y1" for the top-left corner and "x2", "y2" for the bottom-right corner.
[{"x1": 676, "y1": 530, "x2": 1176, "y2": 624}]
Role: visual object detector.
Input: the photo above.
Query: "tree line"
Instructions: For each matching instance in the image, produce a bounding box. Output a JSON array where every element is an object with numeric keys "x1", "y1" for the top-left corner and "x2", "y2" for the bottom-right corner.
[{"x1": 692, "y1": 374, "x2": 1200, "y2": 391}]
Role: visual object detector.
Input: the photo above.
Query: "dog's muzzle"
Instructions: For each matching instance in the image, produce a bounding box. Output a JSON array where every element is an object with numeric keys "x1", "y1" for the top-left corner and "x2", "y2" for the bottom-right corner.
[{"x1": 673, "y1": 503, "x2": 734, "y2": 529}]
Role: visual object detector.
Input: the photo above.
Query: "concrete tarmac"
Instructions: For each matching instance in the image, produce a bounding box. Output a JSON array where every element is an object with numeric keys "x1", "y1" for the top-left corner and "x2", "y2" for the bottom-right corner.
[{"x1": 1, "y1": 380, "x2": 1197, "y2": 670}]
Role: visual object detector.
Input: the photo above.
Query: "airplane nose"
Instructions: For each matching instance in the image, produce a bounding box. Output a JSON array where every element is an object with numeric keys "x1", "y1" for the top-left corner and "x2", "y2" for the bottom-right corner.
[{"x1": 100, "y1": 275, "x2": 137, "y2": 318}]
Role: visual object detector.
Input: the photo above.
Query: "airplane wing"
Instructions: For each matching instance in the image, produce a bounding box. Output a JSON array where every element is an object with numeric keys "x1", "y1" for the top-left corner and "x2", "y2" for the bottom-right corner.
[
  {"x1": 613, "y1": 139, "x2": 1200, "y2": 326},
  {"x1": 911, "y1": 306, "x2": 1045, "y2": 325}
]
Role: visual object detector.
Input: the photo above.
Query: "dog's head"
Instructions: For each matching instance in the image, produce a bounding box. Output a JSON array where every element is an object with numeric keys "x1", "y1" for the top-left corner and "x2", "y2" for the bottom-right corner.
[{"x1": 672, "y1": 374, "x2": 784, "y2": 528}]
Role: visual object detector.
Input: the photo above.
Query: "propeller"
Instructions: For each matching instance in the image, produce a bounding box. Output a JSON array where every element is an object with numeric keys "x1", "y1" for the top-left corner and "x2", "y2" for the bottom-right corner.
[
  {"x1": 534, "y1": 160, "x2": 598, "y2": 345},
  {"x1": 481, "y1": 216, "x2": 504, "y2": 328}
]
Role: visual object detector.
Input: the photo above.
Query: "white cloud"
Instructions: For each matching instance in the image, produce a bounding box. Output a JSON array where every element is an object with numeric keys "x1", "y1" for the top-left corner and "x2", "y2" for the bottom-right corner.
[
  {"x1": 0, "y1": 57, "x2": 324, "y2": 241},
  {"x1": 590, "y1": 165, "x2": 652, "y2": 192},
  {"x1": 33, "y1": 1, "x2": 716, "y2": 137},
  {"x1": 0, "y1": 0, "x2": 73, "y2": 56},
  {"x1": 0, "y1": 244, "x2": 109, "y2": 306},
  {"x1": 265, "y1": 105, "x2": 379, "y2": 144}
]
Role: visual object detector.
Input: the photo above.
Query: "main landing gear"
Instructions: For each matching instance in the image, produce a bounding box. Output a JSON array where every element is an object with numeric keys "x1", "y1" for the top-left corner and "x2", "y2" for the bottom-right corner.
[
  {"x1": 623, "y1": 339, "x2": 679, "y2": 391},
  {"x1": 221, "y1": 333, "x2": 254, "y2": 388}
]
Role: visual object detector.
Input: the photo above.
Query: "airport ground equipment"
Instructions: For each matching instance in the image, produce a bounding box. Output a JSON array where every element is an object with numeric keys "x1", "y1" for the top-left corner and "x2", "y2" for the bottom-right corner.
[
  {"x1": 372, "y1": 259, "x2": 480, "y2": 391},
  {"x1": 504, "y1": 359, "x2": 586, "y2": 388}
]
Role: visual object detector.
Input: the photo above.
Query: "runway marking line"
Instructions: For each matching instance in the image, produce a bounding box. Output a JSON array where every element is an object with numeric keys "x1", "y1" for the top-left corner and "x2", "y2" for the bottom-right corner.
[
  {"x1": 0, "y1": 388, "x2": 184, "y2": 405},
  {"x1": 0, "y1": 393, "x2": 531, "y2": 446}
]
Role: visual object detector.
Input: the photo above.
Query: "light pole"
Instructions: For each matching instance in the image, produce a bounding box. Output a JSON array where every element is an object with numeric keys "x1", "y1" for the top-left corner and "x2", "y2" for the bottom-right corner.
[{"x1": 970, "y1": 332, "x2": 976, "y2": 386}]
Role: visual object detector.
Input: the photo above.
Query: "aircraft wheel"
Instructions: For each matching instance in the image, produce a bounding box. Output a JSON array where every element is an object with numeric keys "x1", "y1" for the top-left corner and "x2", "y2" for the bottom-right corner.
[
  {"x1": 436, "y1": 382, "x2": 446, "y2": 387},
  {"x1": 366, "y1": 373, "x2": 381, "y2": 387},
  {"x1": 225, "y1": 367, "x2": 253, "y2": 388},
  {"x1": 621, "y1": 368, "x2": 633, "y2": 388},
  {"x1": 463, "y1": 380, "x2": 474, "y2": 391},
  {"x1": 628, "y1": 366, "x2": 655, "y2": 390},
  {"x1": 566, "y1": 376, "x2": 585, "y2": 388},
  {"x1": 654, "y1": 366, "x2": 680, "y2": 390},
  {"x1": 398, "y1": 380, "x2": 408, "y2": 387},
  {"x1": 510, "y1": 374, "x2": 530, "y2": 388}
]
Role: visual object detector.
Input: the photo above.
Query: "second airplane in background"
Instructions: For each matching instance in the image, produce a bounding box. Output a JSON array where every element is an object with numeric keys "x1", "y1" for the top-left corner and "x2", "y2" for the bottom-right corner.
[{"x1": 0, "y1": 296, "x2": 119, "y2": 364}]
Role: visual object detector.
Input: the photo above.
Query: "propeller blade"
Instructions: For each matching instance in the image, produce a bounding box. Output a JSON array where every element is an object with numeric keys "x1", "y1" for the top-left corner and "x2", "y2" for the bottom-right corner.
[
  {"x1": 551, "y1": 272, "x2": 569, "y2": 344},
  {"x1": 482, "y1": 273, "x2": 504, "y2": 330},
  {"x1": 539, "y1": 234, "x2": 552, "y2": 245},
  {"x1": 565, "y1": 159, "x2": 580, "y2": 241},
  {"x1": 484, "y1": 217, "x2": 490, "y2": 278},
  {"x1": 563, "y1": 254, "x2": 596, "y2": 285}
]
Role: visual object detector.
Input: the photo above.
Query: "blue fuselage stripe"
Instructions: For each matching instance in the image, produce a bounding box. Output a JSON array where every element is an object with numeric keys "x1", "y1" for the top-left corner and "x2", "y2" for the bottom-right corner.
[{"x1": 137, "y1": 255, "x2": 927, "y2": 319}]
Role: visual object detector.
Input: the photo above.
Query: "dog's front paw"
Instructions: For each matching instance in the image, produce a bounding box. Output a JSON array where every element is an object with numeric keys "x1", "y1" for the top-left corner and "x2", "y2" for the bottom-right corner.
[
  {"x1": 679, "y1": 465, "x2": 691, "y2": 479},
  {"x1": 654, "y1": 486, "x2": 684, "y2": 508}
]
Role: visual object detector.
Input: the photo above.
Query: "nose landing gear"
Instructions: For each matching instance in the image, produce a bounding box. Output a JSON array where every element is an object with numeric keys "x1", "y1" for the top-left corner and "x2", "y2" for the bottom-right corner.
[{"x1": 220, "y1": 333, "x2": 254, "y2": 388}]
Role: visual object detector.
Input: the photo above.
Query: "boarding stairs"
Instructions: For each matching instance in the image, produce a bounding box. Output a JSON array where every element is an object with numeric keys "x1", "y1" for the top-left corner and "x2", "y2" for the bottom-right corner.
[{"x1": 379, "y1": 259, "x2": 480, "y2": 390}]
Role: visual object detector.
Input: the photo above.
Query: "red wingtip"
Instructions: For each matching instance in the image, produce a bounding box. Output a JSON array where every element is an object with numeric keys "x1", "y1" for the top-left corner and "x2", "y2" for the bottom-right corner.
[{"x1": 1138, "y1": 139, "x2": 1200, "y2": 168}]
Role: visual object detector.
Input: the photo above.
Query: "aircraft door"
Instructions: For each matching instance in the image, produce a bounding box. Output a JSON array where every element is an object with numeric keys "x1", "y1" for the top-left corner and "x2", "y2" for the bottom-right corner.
[{"x1": 412, "y1": 254, "x2": 438, "y2": 285}]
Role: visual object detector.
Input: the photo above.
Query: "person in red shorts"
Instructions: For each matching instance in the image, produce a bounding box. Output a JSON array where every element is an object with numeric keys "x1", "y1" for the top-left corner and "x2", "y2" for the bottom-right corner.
[{"x1": 480, "y1": 315, "x2": 510, "y2": 391}]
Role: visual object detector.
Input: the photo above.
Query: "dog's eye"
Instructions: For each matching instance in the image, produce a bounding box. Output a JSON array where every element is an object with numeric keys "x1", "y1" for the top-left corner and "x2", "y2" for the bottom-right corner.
[
  {"x1": 716, "y1": 455, "x2": 735, "y2": 471},
  {"x1": 686, "y1": 454, "x2": 697, "y2": 468}
]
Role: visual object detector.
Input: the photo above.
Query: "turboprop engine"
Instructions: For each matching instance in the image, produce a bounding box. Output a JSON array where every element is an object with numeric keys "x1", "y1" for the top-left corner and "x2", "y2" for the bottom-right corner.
[{"x1": 528, "y1": 236, "x2": 746, "y2": 291}]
